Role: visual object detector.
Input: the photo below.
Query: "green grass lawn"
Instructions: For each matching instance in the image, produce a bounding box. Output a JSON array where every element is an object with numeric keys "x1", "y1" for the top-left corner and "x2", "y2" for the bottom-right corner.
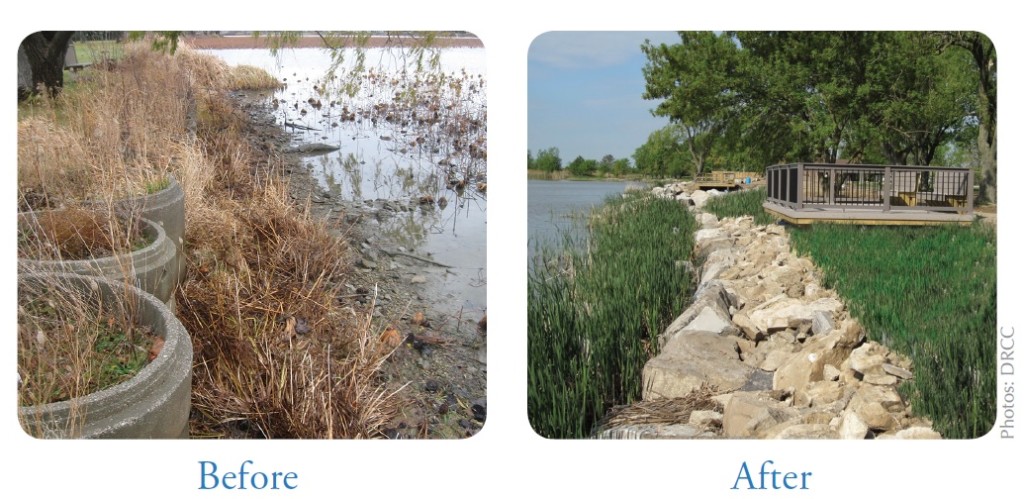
[
  {"x1": 789, "y1": 223, "x2": 996, "y2": 438},
  {"x1": 69, "y1": 40, "x2": 123, "y2": 65}
]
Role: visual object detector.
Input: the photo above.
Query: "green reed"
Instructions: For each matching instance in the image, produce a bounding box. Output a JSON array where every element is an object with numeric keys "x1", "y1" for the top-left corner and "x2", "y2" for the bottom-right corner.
[
  {"x1": 789, "y1": 222, "x2": 996, "y2": 438},
  {"x1": 528, "y1": 192, "x2": 697, "y2": 438}
]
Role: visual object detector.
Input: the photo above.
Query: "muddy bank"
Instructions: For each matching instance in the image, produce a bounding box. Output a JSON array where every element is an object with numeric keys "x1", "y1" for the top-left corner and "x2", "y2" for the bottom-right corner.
[{"x1": 232, "y1": 91, "x2": 486, "y2": 438}]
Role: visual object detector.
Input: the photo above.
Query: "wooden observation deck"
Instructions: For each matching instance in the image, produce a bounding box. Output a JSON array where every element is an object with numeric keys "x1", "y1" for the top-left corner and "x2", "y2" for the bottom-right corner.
[{"x1": 763, "y1": 163, "x2": 975, "y2": 226}]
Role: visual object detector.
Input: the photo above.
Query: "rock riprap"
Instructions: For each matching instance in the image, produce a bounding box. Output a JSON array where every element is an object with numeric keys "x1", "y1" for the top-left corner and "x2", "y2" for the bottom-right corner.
[{"x1": 598, "y1": 182, "x2": 940, "y2": 439}]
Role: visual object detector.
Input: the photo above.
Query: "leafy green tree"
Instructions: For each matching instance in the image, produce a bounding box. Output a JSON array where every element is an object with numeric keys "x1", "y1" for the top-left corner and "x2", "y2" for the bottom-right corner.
[
  {"x1": 534, "y1": 147, "x2": 562, "y2": 172},
  {"x1": 567, "y1": 156, "x2": 597, "y2": 177},
  {"x1": 642, "y1": 30, "x2": 990, "y2": 197},
  {"x1": 863, "y1": 33, "x2": 976, "y2": 166},
  {"x1": 612, "y1": 158, "x2": 631, "y2": 176},
  {"x1": 642, "y1": 32, "x2": 744, "y2": 175},
  {"x1": 527, "y1": 149, "x2": 535, "y2": 170},
  {"x1": 734, "y1": 31, "x2": 886, "y2": 164},
  {"x1": 633, "y1": 124, "x2": 691, "y2": 177}
]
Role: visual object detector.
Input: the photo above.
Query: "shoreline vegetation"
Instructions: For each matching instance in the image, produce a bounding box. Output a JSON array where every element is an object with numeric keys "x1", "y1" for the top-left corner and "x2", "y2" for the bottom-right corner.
[
  {"x1": 528, "y1": 192, "x2": 697, "y2": 438},
  {"x1": 528, "y1": 169, "x2": 637, "y2": 181},
  {"x1": 526, "y1": 169, "x2": 670, "y2": 183},
  {"x1": 18, "y1": 41, "x2": 400, "y2": 437}
]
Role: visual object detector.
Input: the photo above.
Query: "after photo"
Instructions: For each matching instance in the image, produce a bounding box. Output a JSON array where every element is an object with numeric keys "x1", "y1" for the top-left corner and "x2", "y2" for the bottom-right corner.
[{"x1": 527, "y1": 31, "x2": 996, "y2": 439}]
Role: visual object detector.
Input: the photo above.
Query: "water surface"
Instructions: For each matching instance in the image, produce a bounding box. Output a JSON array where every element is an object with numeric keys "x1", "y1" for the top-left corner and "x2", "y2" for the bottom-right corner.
[
  {"x1": 528, "y1": 179, "x2": 644, "y2": 266},
  {"x1": 207, "y1": 46, "x2": 486, "y2": 313}
]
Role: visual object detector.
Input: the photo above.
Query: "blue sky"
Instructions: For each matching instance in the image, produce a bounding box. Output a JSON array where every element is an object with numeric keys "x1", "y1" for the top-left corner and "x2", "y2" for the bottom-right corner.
[{"x1": 528, "y1": 31, "x2": 681, "y2": 165}]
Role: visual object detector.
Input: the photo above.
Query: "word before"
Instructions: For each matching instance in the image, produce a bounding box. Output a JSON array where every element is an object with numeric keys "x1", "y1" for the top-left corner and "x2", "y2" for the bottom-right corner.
[
  {"x1": 732, "y1": 460, "x2": 812, "y2": 490},
  {"x1": 199, "y1": 460, "x2": 298, "y2": 490}
]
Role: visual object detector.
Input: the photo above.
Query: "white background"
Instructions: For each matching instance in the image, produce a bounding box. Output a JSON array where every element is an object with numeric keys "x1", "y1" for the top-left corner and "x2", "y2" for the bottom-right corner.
[{"x1": 3, "y1": 1, "x2": 1021, "y2": 496}]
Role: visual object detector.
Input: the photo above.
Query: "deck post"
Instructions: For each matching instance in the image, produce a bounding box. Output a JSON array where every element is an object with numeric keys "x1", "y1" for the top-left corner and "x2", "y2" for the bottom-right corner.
[
  {"x1": 883, "y1": 165, "x2": 891, "y2": 212},
  {"x1": 967, "y1": 169, "x2": 975, "y2": 214},
  {"x1": 783, "y1": 165, "x2": 790, "y2": 207},
  {"x1": 828, "y1": 165, "x2": 835, "y2": 206},
  {"x1": 797, "y1": 163, "x2": 805, "y2": 209}
]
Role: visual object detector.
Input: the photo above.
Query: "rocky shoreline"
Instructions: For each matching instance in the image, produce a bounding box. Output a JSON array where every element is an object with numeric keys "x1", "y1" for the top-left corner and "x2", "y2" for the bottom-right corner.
[{"x1": 597, "y1": 182, "x2": 939, "y2": 439}]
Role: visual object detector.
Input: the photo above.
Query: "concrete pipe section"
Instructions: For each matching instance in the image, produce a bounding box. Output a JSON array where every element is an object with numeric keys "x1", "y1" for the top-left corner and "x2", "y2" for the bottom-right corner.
[
  {"x1": 114, "y1": 175, "x2": 187, "y2": 282},
  {"x1": 18, "y1": 273, "x2": 193, "y2": 438},
  {"x1": 18, "y1": 215, "x2": 179, "y2": 308}
]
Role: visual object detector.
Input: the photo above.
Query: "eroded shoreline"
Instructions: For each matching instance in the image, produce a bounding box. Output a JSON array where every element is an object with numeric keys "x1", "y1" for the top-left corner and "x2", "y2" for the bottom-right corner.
[{"x1": 232, "y1": 90, "x2": 486, "y2": 438}]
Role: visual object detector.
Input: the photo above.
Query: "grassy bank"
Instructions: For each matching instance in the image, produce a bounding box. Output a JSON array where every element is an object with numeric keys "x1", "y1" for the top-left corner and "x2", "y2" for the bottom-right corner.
[
  {"x1": 527, "y1": 169, "x2": 570, "y2": 180},
  {"x1": 789, "y1": 223, "x2": 996, "y2": 438},
  {"x1": 18, "y1": 41, "x2": 396, "y2": 438},
  {"x1": 703, "y1": 187, "x2": 775, "y2": 225},
  {"x1": 528, "y1": 192, "x2": 697, "y2": 438}
]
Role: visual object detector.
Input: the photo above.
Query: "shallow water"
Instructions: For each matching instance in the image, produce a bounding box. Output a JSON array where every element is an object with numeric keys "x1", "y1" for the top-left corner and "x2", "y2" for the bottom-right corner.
[
  {"x1": 207, "y1": 47, "x2": 486, "y2": 314},
  {"x1": 527, "y1": 179, "x2": 644, "y2": 266}
]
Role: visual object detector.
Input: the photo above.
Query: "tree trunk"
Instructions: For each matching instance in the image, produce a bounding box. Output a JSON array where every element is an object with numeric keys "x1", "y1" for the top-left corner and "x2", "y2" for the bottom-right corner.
[
  {"x1": 944, "y1": 32, "x2": 996, "y2": 204},
  {"x1": 18, "y1": 31, "x2": 75, "y2": 99},
  {"x1": 975, "y1": 53, "x2": 997, "y2": 204},
  {"x1": 978, "y1": 114, "x2": 996, "y2": 204}
]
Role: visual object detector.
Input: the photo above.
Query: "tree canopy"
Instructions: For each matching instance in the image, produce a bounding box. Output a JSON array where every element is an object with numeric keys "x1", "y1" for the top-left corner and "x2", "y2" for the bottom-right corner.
[
  {"x1": 632, "y1": 124, "x2": 691, "y2": 177},
  {"x1": 641, "y1": 32, "x2": 743, "y2": 175},
  {"x1": 641, "y1": 31, "x2": 996, "y2": 200}
]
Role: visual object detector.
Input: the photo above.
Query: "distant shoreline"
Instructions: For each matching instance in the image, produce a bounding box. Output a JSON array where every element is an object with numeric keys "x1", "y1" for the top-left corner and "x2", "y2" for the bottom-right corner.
[
  {"x1": 183, "y1": 34, "x2": 484, "y2": 50},
  {"x1": 527, "y1": 170, "x2": 658, "y2": 183}
]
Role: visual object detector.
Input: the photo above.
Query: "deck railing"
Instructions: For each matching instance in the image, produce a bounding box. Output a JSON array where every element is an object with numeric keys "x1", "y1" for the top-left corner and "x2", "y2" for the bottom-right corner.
[
  {"x1": 765, "y1": 163, "x2": 973, "y2": 214},
  {"x1": 695, "y1": 171, "x2": 760, "y2": 184}
]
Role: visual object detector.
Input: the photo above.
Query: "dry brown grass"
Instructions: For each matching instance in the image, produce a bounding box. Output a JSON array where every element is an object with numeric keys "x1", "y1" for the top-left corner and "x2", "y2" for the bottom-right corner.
[
  {"x1": 175, "y1": 53, "x2": 396, "y2": 439},
  {"x1": 17, "y1": 274, "x2": 147, "y2": 409},
  {"x1": 180, "y1": 160, "x2": 398, "y2": 438},
  {"x1": 18, "y1": 43, "x2": 195, "y2": 211},
  {"x1": 17, "y1": 208, "x2": 146, "y2": 261},
  {"x1": 597, "y1": 384, "x2": 723, "y2": 432},
  {"x1": 18, "y1": 39, "x2": 398, "y2": 438},
  {"x1": 227, "y1": 65, "x2": 283, "y2": 91}
]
